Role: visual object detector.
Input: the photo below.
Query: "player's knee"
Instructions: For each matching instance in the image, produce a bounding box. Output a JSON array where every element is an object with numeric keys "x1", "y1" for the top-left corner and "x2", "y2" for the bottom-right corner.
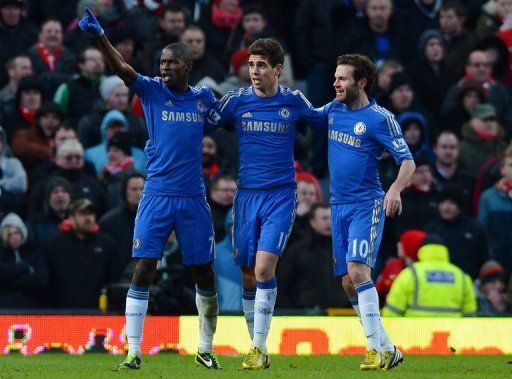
[
  {"x1": 347, "y1": 266, "x2": 371, "y2": 286},
  {"x1": 341, "y1": 275, "x2": 356, "y2": 296},
  {"x1": 132, "y1": 258, "x2": 158, "y2": 286},
  {"x1": 241, "y1": 268, "x2": 256, "y2": 288},
  {"x1": 190, "y1": 262, "x2": 215, "y2": 289},
  {"x1": 254, "y1": 264, "x2": 274, "y2": 282}
]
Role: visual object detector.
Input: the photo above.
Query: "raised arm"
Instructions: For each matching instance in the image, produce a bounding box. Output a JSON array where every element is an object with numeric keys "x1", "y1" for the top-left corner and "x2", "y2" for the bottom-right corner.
[{"x1": 78, "y1": 7, "x2": 137, "y2": 85}]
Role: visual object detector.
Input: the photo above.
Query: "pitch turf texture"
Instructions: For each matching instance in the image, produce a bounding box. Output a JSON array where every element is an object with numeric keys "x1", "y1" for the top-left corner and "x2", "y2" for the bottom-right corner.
[{"x1": 1, "y1": 354, "x2": 511, "y2": 378}]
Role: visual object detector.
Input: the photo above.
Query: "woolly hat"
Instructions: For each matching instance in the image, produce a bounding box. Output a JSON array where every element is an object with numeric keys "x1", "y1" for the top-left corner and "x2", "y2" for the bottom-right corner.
[
  {"x1": 479, "y1": 260, "x2": 505, "y2": 285},
  {"x1": 388, "y1": 72, "x2": 413, "y2": 94},
  {"x1": 230, "y1": 49, "x2": 249, "y2": 75},
  {"x1": 418, "y1": 29, "x2": 444, "y2": 55},
  {"x1": 0, "y1": 213, "x2": 28, "y2": 243},
  {"x1": 44, "y1": 176, "x2": 72, "y2": 203},
  {"x1": 437, "y1": 184, "x2": 465, "y2": 209},
  {"x1": 399, "y1": 230, "x2": 426, "y2": 261},
  {"x1": 100, "y1": 75, "x2": 125, "y2": 101},
  {"x1": 107, "y1": 132, "x2": 132, "y2": 156},
  {"x1": 37, "y1": 101, "x2": 64, "y2": 121}
]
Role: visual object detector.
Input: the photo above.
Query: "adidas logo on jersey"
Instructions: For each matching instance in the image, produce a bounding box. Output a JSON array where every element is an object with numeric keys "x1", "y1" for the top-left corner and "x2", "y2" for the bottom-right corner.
[
  {"x1": 242, "y1": 112, "x2": 252, "y2": 118},
  {"x1": 163, "y1": 100, "x2": 173, "y2": 107}
]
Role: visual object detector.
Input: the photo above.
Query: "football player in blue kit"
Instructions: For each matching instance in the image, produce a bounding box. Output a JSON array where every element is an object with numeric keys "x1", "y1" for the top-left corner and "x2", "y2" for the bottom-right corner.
[
  {"x1": 321, "y1": 54, "x2": 415, "y2": 371},
  {"x1": 207, "y1": 38, "x2": 324, "y2": 370},
  {"x1": 79, "y1": 8, "x2": 222, "y2": 370}
]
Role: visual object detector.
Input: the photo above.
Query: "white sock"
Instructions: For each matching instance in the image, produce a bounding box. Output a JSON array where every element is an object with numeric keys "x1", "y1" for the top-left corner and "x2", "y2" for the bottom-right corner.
[
  {"x1": 242, "y1": 287, "x2": 256, "y2": 341},
  {"x1": 125, "y1": 285, "x2": 149, "y2": 356},
  {"x1": 355, "y1": 281, "x2": 381, "y2": 352},
  {"x1": 350, "y1": 296, "x2": 394, "y2": 351},
  {"x1": 195, "y1": 286, "x2": 218, "y2": 353},
  {"x1": 252, "y1": 279, "x2": 277, "y2": 354}
]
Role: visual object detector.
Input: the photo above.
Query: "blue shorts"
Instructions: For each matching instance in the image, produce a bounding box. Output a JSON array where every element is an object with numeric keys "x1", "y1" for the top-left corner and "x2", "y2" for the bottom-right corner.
[
  {"x1": 132, "y1": 194, "x2": 215, "y2": 265},
  {"x1": 331, "y1": 198, "x2": 385, "y2": 277},
  {"x1": 233, "y1": 187, "x2": 297, "y2": 267}
]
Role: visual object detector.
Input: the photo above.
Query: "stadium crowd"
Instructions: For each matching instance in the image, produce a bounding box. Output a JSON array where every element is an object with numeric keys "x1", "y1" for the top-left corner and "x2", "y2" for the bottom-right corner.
[{"x1": 0, "y1": 0, "x2": 511, "y2": 316}]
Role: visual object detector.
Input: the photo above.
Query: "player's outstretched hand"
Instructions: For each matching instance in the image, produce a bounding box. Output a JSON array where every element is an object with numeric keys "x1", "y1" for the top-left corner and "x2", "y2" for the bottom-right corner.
[
  {"x1": 384, "y1": 184, "x2": 402, "y2": 217},
  {"x1": 78, "y1": 7, "x2": 104, "y2": 39}
]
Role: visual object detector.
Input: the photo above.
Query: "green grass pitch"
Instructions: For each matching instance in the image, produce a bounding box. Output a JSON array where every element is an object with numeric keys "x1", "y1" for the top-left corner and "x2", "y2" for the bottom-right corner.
[{"x1": 0, "y1": 354, "x2": 511, "y2": 378}]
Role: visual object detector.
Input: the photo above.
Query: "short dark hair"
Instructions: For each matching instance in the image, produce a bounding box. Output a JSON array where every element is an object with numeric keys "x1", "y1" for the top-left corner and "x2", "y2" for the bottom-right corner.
[
  {"x1": 77, "y1": 47, "x2": 100, "y2": 65},
  {"x1": 336, "y1": 54, "x2": 376, "y2": 94},
  {"x1": 162, "y1": 42, "x2": 192, "y2": 64},
  {"x1": 162, "y1": 3, "x2": 189, "y2": 21},
  {"x1": 441, "y1": 0, "x2": 466, "y2": 18},
  {"x1": 248, "y1": 38, "x2": 284, "y2": 67},
  {"x1": 435, "y1": 130, "x2": 458, "y2": 146},
  {"x1": 307, "y1": 202, "x2": 330, "y2": 220},
  {"x1": 242, "y1": 4, "x2": 266, "y2": 20}
]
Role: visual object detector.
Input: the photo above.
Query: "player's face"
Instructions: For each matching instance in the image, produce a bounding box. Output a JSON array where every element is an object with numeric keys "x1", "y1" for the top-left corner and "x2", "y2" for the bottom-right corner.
[
  {"x1": 160, "y1": 49, "x2": 191, "y2": 88},
  {"x1": 434, "y1": 133, "x2": 459, "y2": 165},
  {"x1": 500, "y1": 157, "x2": 512, "y2": 182},
  {"x1": 333, "y1": 64, "x2": 360, "y2": 103},
  {"x1": 249, "y1": 55, "x2": 282, "y2": 93}
]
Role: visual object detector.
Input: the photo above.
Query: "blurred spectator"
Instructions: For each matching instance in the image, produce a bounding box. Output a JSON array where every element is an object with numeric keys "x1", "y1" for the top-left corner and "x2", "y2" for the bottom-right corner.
[
  {"x1": 27, "y1": 18, "x2": 76, "y2": 93},
  {"x1": 478, "y1": 145, "x2": 512, "y2": 275},
  {"x1": 84, "y1": 109, "x2": 146, "y2": 175},
  {"x1": 432, "y1": 131, "x2": 475, "y2": 211},
  {"x1": 137, "y1": 3, "x2": 188, "y2": 75},
  {"x1": 214, "y1": 208, "x2": 243, "y2": 312},
  {"x1": 202, "y1": 134, "x2": 221, "y2": 188},
  {"x1": 476, "y1": 260, "x2": 510, "y2": 315},
  {"x1": 27, "y1": 176, "x2": 71, "y2": 250},
  {"x1": 0, "y1": 212, "x2": 46, "y2": 308},
  {"x1": 438, "y1": 1, "x2": 475, "y2": 79},
  {"x1": 410, "y1": 29, "x2": 457, "y2": 120},
  {"x1": 476, "y1": 0, "x2": 512, "y2": 39},
  {"x1": 441, "y1": 83, "x2": 485, "y2": 136},
  {"x1": 376, "y1": 230, "x2": 426, "y2": 303},
  {"x1": 0, "y1": 126, "x2": 27, "y2": 215},
  {"x1": 219, "y1": 48, "x2": 250, "y2": 95},
  {"x1": 29, "y1": 139, "x2": 107, "y2": 216},
  {"x1": 98, "y1": 132, "x2": 139, "y2": 209},
  {"x1": 27, "y1": 0, "x2": 80, "y2": 28},
  {"x1": 77, "y1": 75, "x2": 147, "y2": 149},
  {"x1": 12, "y1": 100, "x2": 63, "y2": 171},
  {"x1": 2, "y1": 75, "x2": 43, "y2": 144},
  {"x1": 387, "y1": 156, "x2": 438, "y2": 238},
  {"x1": 383, "y1": 234, "x2": 477, "y2": 317},
  {"x1": 209, "y1": 174, "x2": 236, "y2": 243},
  {"x1": 459, "y1": 103, "x2": 507, "y2": 177},
  {"x1": 99, "y1": 172, "x2": 145, "y2": 280},
  {"x1": 346, "y1": 0, "x2": 404, "y2": 68},
  {"x1": 199, "y1": 0, "x2": 243, "y2": 67},
  {"x1": 278, "y1": 203, "x2": 348, "y2": 309},
  {"x1": 385, "y1": 72, "x2": 421, "y2": 117},
  {"x1": 105, "y1": 27, "x2": 144, "y2": 75},
  {"x1": 0, "y1": 0, "x2": 38, "y2": 87},
  {"x1": 475, "y1": 36, "x2": 510, "y2": 86},
  {"x1": 373, "y1": 59, "x2": 404, "y2": 107},
  {"x1": 0, "y1": 55, "x2": 33, "y2": 117},
  {"x1": 54, "y1": 47, "x2": 105, "y2": 126},
  {"x1": 180, "y1": 25, "x2": 226, "y2": 86},
  {"x1": 95, "y1": 0, "x2": 131, "y2": 35},
  {"x1": 397, "y1": 111, "x2": 434, "y2": 162},
  {"x1": 442, "y1": 50, "x2": 511, "y2": 127},
  {"x1": 44, "y1": 198, "x2": 120, "y2": 308},
  {"x1": 63, "y1": 0, "x2": 98, "y2": 56},
  {"x1": 424, "y1": 185, "x2": 489, "y2": 279},
  {"x1": 288, "y1": 179, "x2": 318, "y2": 246}
]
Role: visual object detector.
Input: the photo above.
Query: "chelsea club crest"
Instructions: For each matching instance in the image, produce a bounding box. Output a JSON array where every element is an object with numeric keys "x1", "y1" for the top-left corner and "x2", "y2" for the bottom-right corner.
[
  {"x1": 279, "y1": 107, "x2": 291, "y2": 119},
  {"x1": 354, "y1": 122, "x2": 366, "y2": 135},
  {"x1": 197, "y1": 101, "x2": 207, "y2": 112}
]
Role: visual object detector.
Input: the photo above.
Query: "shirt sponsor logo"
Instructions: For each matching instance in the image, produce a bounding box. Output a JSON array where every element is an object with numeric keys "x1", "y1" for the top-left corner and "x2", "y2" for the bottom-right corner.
[
  {"x1": 354, "y1": 122, "x2": 366, "y2": 135},
  {"x1": 241, "y1": 121, "x2": 291, "y2": 133},
  {"x1": 279, "y1": 107, "x2": 291, "y2": 119},
  {"x1": 161, "y1": 111, "x2": 204, "y2": 123},
  {"x1": 328, "y1": 129, "x2": 361, "y2": 147},
  {"x1": 392, "y1": 138, "x2": 407, "y2": 152}
]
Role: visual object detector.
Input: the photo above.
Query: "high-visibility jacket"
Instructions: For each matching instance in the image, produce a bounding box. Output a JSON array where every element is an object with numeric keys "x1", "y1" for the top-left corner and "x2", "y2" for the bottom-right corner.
[{"x1": 383, "y1": 244, "x2": 477, "y2": 317}]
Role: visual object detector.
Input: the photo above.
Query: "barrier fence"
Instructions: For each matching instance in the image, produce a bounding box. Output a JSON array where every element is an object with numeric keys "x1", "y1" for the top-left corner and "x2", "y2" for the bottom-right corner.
[{"x1": 1, "y1": 316, "x2": 511, "y2": 356}]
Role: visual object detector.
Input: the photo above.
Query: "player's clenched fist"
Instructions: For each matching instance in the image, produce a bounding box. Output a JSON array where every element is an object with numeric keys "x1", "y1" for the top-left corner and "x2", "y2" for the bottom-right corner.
[{"x1": 78, "y1": 7, "x2": 104, "y2": 39}]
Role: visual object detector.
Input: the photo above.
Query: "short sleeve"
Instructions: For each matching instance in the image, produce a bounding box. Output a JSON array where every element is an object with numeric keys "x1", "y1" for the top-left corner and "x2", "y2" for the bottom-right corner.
[
  {"x1": 128, "y1": 74, "x2": 160, "y2": 100},
  {"x1": 373, "y1": 113, "x2": 413, "y2": 164}
]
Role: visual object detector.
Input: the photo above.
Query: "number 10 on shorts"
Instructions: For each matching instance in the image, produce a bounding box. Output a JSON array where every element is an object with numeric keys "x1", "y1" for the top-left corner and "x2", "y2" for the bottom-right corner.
[{"x1": 351, "y1": 239, "x2": 369, "y2": 258}]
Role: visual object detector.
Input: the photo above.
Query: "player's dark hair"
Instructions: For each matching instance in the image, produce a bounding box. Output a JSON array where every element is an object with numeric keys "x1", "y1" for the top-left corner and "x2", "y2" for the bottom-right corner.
[
  {"x1": 248, "y1": 38, "x2": 284, "y2": 67},
  {"x1": 162, "y1": 42, "x2": 193, "y2": 64},
  {"x1": 336, "y1": 54, "x2": 376, "y2": 95},
  {"x1": 440, "y1": 0, "x2": 466, "y2": 18},
  {"x1": 307, "y1": 202, "x2": 330, "y2": 220}
]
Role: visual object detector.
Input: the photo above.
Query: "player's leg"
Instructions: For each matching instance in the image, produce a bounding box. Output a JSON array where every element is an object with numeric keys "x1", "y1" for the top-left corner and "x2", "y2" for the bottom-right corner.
[
  {"x1": 241, "y1": 266, "x2": 256, "y2": 341},
  {"x1": 119, "y1": 194, "x2": 174, "y2": 370},
  {"x1": 176, "y1": 196, "x2": 221, "y2": 369},
  {"x1": 241, "y1": 188, "x2": 296, "y2": 370}
]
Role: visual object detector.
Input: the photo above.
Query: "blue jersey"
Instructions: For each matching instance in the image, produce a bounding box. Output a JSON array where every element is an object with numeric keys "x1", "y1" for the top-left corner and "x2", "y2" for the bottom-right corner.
[
  {"x1": 130, "y1": 74, "x2": 218, "y2": 196},
  {"x1": 207, "y1": 86, "x2": 323, "y2": 190},
  {"x1": 322, "y1": 98, "x2": 413, "y2": 204}
]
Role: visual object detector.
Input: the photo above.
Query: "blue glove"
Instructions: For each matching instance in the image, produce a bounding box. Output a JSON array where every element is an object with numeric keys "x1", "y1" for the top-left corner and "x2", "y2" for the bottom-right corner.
[{"x1": 78, "y1": 7, "x2": 104, "y2": 38}]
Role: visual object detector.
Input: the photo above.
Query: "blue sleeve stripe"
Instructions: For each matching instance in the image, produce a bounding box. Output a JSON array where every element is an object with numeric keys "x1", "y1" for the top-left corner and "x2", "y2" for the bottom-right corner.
[{"x1": 371, "y1": 105, "x2": 401, "y2": 137}]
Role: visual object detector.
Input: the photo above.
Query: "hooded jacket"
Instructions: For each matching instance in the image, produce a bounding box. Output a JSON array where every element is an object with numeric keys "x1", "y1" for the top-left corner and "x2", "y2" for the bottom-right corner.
[
  {"x1": 84, "y1": 110, "x2": 146, "y2": 174},
  {"x1": 0, "y1": 127, "x2": 27, "y2": 194},
  {"x1": 397, "y1": 111, "x2": 435, "y2": 163}
]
